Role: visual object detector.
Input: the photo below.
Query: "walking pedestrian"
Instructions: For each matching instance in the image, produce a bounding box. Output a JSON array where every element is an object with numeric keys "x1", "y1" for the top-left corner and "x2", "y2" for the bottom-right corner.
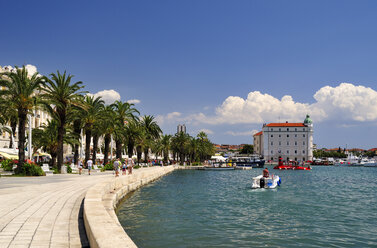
[
  {"x1": 114, "y1": 159, "x2": 120, "y2": 177},
  {"x1": 78, "y1": 160, "x2": 83, "y2": 175},
  {"x1": 127, "y1": 158, "x2": 133, "y2": 175},
  {"x1": 87, "y1": 159, "x2": 93, "y2": 175},
  {"x1": 122, "y1": 161, "x2": 127, "y2": 175}
]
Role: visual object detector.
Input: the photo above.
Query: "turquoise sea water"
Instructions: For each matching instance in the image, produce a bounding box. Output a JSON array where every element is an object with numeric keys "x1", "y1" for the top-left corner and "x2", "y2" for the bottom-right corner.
[{"x1": 117, "y1": 166, "x2": 377, "y2": 247}]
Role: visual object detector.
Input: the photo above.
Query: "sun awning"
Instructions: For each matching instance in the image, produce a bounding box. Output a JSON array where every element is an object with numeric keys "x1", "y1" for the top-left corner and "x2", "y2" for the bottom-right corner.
[{"x1": 0, "y1": 151, "x2": 18, "y2": 160}]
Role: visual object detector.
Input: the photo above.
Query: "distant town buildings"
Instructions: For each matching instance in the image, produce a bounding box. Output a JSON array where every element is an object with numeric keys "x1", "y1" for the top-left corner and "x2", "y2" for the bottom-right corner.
[
  {"x1": 177, "y1": 124, "x2": 186, "y2": 134},
  {"x1": 253, "y1": 115, "x2": 314, "y2": 162}
]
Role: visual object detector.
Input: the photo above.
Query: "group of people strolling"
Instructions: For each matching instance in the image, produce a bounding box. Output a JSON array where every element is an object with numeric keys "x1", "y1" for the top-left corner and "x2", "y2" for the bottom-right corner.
[{"x1": 113, "y1": 158, "x2": 134, "y2": 177}]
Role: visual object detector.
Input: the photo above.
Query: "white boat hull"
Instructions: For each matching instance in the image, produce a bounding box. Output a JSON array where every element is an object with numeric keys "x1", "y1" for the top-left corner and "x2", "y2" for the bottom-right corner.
[{"x1": 251, "y1": 175, "x2": 281, "y2": 189}]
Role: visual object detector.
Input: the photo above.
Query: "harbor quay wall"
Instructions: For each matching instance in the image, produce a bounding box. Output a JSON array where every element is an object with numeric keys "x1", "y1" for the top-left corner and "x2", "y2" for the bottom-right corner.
[{"x1": 83, "y1": 166, "x2": 175, "y2": 248}]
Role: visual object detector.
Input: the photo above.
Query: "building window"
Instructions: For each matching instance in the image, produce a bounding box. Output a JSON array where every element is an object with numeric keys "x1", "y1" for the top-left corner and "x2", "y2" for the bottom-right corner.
[
  {"x1": 279, "y1": 128, "x2": 281, "y2": 131},
  {"x1": 303, "y1": 134, "x2": 306, "y2": 137},
  {"x1": 271, "y1": 151, "x2": 273, "y2": 154},
  {"x1": 271, "y1": 142, "x2": 273, "y2": 146},
  {"x1": 279, "y1": 134, "x2": 281, "y2": 138},
  {"x1": 303, "y1": 141, "x2": 305, "y2": 145},
  {"x1": 295, "y1": 150, "x2": 297, "y2": 154},
  {"x1": 271, "y1": 135, "x2": 273, "y2": 137},
  {"x1": 287, "y1": 150, "x2": 289, "y2": 154},
  {"x1": 303, "y1": 150, "x2": 305, "y2": 154},
  {"x1": 287, "y1": 134, "x2": 289, "y2": 137},
  {"x1": 287, "y1": 142, "x2": 289, "y2": 145},
  {"x1": 295, "y1": 134, "x2": 297, "y2": 137},
  {"x1": 287, "y1": 128, "x2": 289, "y2": 131},
  {"x1": 295, "y1": 128, "x2": 297, "y2": 131},
  {"x1": 303, "y1": 128, "x2": 306, "y2": 131},
  {"x1": 271, "y1": 157, "x2": 273, "y2": 161},
  {"x1": 295, "y1": 157, "x2": 297, "y2": 161},
  {"x1": 279, "y1": 141, "x2": 281, "y2": 146},
  {"x1": 295, "y1": 141, "x2": 297, "y2": 146}
]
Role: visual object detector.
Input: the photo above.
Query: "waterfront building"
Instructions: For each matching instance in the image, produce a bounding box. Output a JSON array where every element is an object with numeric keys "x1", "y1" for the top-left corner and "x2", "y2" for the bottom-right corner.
[
  {"x1": 253, "y1": 115, "x2": 313, "y2": 162},
  {"x1": 253, "y1": 131, "x2": 263, "y2": 155},
  {"x1": 177, "y1": 124, "x2": 186, "y2": 134}
]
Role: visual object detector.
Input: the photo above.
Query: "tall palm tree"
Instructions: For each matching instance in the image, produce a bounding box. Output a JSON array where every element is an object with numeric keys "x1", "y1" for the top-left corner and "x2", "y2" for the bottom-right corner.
[
  {"x1": 32, "y1": 119, "x2": 78, "y2": 168},
  {"x1": 111, "y1": 101, "x2": 139, "y2": 159},
  {"x1": 124, "y1": 119, "x2": 142, "y2": 159},
  {"x1": 0, "y1": 66, "x2": 44, "y2": 170},
  {"x1": 70, "y1": 96, "x2": 86, "y2": 166},
  {"x1": 100, "y1": 105, "x2": 116, "y2": 165},
  {"x1": 160, "y1": 134, "x2": 172, "y2": 163},
  {"x1": 0, "y1": 101, "x2": 18, "y2": 148},
  {"x1": 41, "y1": 71, "x2": 85, "y2": 172},
  {"x1": 82, "y1": 95, "x2": 104, "y2": 164},
  {"x1": 171, "y1": 131, "x2": 190, "y2": 165},
  {"x1": 140, "y1": 115, "x2": 162, "y2": 162}
]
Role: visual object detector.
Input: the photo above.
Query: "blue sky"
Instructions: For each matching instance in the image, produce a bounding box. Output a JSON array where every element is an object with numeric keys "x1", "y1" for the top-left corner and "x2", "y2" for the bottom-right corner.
[{"x1": 2, "y1": 0, "x2": 377, "y2": 148}]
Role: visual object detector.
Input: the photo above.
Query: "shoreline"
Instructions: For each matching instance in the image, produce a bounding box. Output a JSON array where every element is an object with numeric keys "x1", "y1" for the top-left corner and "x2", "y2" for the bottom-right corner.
[{"x1": 83, "y1": 166, "x2": 175, "y2": 248}]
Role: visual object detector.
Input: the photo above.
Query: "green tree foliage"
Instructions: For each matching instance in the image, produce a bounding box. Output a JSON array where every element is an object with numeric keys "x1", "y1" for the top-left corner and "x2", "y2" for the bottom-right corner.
[
  {"x1": 0, "y1": 66, "x2": 44, "y2": 171},
  {"x1": 240, "y1": 144, "x2": 254, "y2": 154}
]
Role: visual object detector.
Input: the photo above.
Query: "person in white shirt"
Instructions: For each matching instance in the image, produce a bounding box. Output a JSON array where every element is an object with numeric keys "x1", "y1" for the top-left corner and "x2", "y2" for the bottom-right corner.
[{"x1": 87, "y1": 159, "x2": 93, "y2": 175}]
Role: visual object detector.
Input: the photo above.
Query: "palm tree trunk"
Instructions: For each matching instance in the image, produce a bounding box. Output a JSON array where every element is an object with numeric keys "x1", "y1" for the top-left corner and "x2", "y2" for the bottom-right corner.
[
  {"x1": 104, "y1": 134, "x2": 110, "y2": 165},
  {"x1": 92, "y1": 134, "x2": 99, "y2": 163},
  {"x1": 85, "y1": 129, "x2": 91, "y2": 165},
  {"x1": 136, "y1": 146, "x2": 142, "y2": 164},
  {"x1": 127, "y1": 141, "x2": 134, "y2": 158},
  {"x1": 17, "y1": 111, "x2": 27, "y2": 171},
  {"x1": 74, "y1": 144, "x2": 79, "y2": 165},
  {"x1": 9, "y1": 120, "x2": 17, "y2": 149},
  {"x1": 73, "y1": 120, "x2": 81, "y2": 165},
  {"x1": 115, "y1": 139, "x2": 122, "y2": 159},
  {"x1": 50, "y1": 151, "x2": 57, "y2": 168},
  {"x1": 57, "y1": 125, "x2": 65, "y2": 172},
  {"x1": 144, "y1": 147, "x2": 149, "y2": 162}
]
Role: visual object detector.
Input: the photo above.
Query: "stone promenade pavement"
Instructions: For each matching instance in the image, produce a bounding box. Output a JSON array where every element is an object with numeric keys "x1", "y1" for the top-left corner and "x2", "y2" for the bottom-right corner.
[{"x1": 0, "y1": 171, "x2": 114, "y2": 248}]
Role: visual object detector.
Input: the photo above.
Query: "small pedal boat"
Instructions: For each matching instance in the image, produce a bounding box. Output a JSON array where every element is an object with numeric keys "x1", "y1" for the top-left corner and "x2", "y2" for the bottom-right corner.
[{"x1": 251, "y1": 175, "x2": 281, "y2": 189}]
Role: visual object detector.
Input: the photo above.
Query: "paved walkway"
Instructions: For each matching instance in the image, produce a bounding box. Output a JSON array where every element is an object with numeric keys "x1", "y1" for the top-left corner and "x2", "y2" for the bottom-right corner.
[{"x1": 0, "y1": 171, "x2": 115, "y2": 248}]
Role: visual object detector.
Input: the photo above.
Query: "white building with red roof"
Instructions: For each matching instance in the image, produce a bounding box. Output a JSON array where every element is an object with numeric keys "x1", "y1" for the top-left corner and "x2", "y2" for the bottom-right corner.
[{"x1": 253, "y1": 115, "x2": 313, "y2": 162}]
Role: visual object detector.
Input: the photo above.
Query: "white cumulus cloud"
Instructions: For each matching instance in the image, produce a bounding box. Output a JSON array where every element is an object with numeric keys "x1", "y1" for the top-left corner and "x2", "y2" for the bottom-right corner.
[
  {"x1": 88, "y1": 89, "x2": 121, "y2": 105},
  {"x1": 157, "y1": 83, "x2": 377, "y2": 126},
  {"x1": 226, "y1": 130, "x2": 259, "y2": 136},
  {"x1": 198, "y1": 128, "x2": 214, "y2": 135},
  {"x1": 127, "y1": 99, "x2": 141, "y2": 104},
  {"x1": 1, "y1": 64, "x2": 40, "y2": 77}
]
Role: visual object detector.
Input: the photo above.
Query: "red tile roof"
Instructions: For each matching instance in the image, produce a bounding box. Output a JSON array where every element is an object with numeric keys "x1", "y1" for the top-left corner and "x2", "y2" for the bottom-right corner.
[
  {"x1": 253, "y1": 131, "x2": 263, "y2": 136},
  {"x1": 368, "y1": 148, "x2": 377, "y2": 152},
  {"x1": 266, "y1": 123, "x2": 305, "y2": 127}
]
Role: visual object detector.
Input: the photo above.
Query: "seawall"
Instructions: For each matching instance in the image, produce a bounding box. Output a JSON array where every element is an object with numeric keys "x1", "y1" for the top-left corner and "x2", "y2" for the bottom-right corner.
[{"x1": 83, "y1": 166, "x2": 175, "y2": 248}]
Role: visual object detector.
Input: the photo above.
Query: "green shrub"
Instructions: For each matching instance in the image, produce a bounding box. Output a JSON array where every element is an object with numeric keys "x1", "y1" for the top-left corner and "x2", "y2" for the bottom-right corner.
[
  {"x1": 100, "y1": 166, "x2": 106, "y2": 172},
  {"x1": 67, "y1": 165, "x2": 72, "y2": 173},
  {"x1": 15, "y1": 163, "x2": 45, "y2": 176},
  {"x1": 53, "y1": 167, "x2": 59, "y2": 174},
  {"x1": 1, "y1": 159, "x2": 15, "y2": 171},
  {"x1": 104, "y1": 163, "x2": 114, "y2": 170},
  {"x1": 134, "y1": 165, "x2": 140, "y2": 169},
  {"x1": 192, "y1": 162, "x2": 202, "y2": 166}
]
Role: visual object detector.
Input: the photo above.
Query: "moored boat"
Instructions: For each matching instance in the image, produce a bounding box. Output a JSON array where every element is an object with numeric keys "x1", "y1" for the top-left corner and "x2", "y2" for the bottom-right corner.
[
  {"x1": 228, "y1": 156, "x2": 265, "y2": 168},
  {"x1": 273, "y1": 158, "x2": 311, "y2": 170}
]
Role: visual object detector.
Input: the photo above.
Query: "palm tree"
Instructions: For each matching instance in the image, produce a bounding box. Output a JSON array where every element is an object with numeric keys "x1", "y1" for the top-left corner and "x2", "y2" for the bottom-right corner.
[
  {"x1": 41, "y1": 71, "x2": 85, "y2": 172},
  {"x1": 161, "y1": 134, "x2": 172, "y2": 163},
  {"x1": 171, "y1": 131, "x2": 190, "y2": 165},
  {"x1": 111, "y1": 101, "x2": 139, "y2": 159},
  {"x1": 70, "y1": 96, "x2": 86, "y2": 166},
  {"x1": 32, "y1": 119, "x2": 78, "y2": 168},
  {"x1": 124, "y1": 119, "x2": 142, "y2": 159},
  {"x1": 0, "y1": 100, "x2": 18, "y2": 148},
  {"x1": 100, "y1": 105, "x2": 116, "y2": 165},
  {"x1": 82, "y1": 95, "x2": 104, "y2": 164},
  {"x1": 0, "y1": 66, "x2": 44, "y2": 170},
  {"x1": 140, "y1": 115, "x2": 162, "y2": 162}
]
